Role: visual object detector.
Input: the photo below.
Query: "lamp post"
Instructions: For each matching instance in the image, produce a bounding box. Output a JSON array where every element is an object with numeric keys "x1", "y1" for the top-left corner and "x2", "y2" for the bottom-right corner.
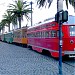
[
  {"x1": 57, "y1": 0, "x2": 63, "y2": 75},
  {"x1": 30, "y1": 1, "x2": 33, "y2": 26},
  {"x1": 55, "y1": 11, "x2": 68, "y2": 75},
  {"x1": 23, "y1": 1, "x2": 33, "y2": 26}
]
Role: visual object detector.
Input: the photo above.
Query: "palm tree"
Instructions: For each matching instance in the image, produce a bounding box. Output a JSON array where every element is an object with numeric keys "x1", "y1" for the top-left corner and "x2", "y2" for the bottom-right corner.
[
  {"x1": 3, "y1": 11, "x2": 14, "y2": 32},
  {"x1": 37, "y1": 0, "x2": 75, "y2": 9},
  {"x1": 7, "y1": 0, "x2": 32, "y2": 29},
  {"x1": 0, "y1": 20, "x2": 6, "y2": 34},
  {"x1": 2, "y1": 11, "x2": 17, "y2": 32}
]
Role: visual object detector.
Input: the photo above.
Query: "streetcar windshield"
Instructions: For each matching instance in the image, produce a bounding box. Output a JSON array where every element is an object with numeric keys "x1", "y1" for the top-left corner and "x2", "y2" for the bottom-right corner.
[{"x1": 70, "y1": 26, "x2": 75, "y2": 36}]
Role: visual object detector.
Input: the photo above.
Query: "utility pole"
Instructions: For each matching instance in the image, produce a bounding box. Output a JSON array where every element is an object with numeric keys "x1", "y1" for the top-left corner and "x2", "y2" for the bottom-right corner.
[
  {"x1": 57, "y1": 0, "x2": 63, "y2": 75},
  {"x1": 23, "y1": 1, "x2": 33, "y2": 26},
  {"x1": 30, "y1": 1, "x2": 33, "y2": 26}
]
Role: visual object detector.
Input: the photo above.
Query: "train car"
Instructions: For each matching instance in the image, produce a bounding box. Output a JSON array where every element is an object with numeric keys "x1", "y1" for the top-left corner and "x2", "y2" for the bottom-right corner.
[
  {"x1": 4, "y1": 32, "x2": 13, "y2": 43},
  {"x1": 13, "y1": 27, "x2": 28, "y2": 47},
  {"x1": 1, "y1": 34, "x2": 5, "y2": 42},
  {"x1": 27, "y1": 16, "x2": 75, "y2": 58}
]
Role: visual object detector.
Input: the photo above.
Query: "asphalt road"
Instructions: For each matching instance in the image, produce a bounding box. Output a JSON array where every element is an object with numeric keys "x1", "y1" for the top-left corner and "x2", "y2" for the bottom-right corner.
[{"x1": 0, "y1": 41, "x2": 74, "y2": 75}]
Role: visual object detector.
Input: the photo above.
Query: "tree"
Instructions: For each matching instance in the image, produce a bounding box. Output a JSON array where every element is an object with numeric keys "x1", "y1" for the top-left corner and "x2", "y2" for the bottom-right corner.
[
  {"x1": 7, "y1": 0, "x2": 32, "y2": 29},
  {"x1": 2, "y1": 11, "x2": 15, "y2": 32},
  {"x1": 37, "y1": 0, "x2": 75, "y2": 8},
  {"x1": 0, "y1": 20, "x2": 6, "y2": 33}
]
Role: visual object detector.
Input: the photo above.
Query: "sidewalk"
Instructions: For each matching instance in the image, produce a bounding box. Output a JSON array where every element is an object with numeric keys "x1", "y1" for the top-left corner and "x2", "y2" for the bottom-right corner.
[{"x1": 0, "y1": 41, "x2": 74, "y2": 75}]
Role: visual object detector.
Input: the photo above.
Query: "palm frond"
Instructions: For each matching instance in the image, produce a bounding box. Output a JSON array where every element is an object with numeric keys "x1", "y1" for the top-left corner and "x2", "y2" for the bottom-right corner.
[
  {"x1": 37, "y1": 0, "x2": 46, "y2": 7},
  {"x1": 37, "y1": 0, "x2": 53, "y2": 8},
  {"x1": 17, "y1": 0, "x2": 23, "y2": 10},
  {"x1": 7, "y1": 0, "x2": 32, "y2": 28},
  {"x1": 37, "y1": 0, "x2": 75, "y2": 10},
  {"x1": 69, "y1": 0, "x2": 75, "y2": 9},
  {"x1": 23, "y1": 4, "x2": 30, "y2": 10},
  {"x1": 8, "y1": 4, "x2": 17, "y2": 9}
]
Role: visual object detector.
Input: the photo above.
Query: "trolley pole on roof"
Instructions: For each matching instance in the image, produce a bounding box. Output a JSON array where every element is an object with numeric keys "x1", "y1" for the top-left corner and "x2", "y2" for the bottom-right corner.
[{"x1": 57, "y1": 0, "x2": 63, "y2": 75}]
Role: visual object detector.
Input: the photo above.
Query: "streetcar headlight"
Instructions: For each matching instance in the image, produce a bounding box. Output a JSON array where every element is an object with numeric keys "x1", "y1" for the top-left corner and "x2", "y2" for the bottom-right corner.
[{"x1": 70, "y1": 40, "x2": 74, "y2": 44}]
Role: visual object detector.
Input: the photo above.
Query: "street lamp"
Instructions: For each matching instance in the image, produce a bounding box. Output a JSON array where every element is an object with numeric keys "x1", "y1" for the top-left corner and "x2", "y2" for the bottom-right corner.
[
  {"x1": 30, "y1": 1, "x2": 33, "y2": 26},
  {"x1": 55, "y1": 0, "x2": 68, "y2": 75},
  {"x1": 57, "y1": 0, "x2": 63, "y2": 75},
  {"x1": 23, "y1": 1, "x2": 33, "y2": 26}
]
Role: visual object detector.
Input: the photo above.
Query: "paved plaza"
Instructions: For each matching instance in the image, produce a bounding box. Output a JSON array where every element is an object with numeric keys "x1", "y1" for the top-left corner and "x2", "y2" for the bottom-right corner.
[{"x1": 0, "y1": 42, "x2": 74, "y2": 75}]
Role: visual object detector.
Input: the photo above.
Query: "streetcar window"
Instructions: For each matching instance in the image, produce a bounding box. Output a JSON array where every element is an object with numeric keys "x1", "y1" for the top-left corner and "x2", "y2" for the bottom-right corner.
[
  {"x1": 27, "y1": 34, "x2": 31, "y2": 37},
  {"x1": 39, "y1": 32, "x2": 41, "y2": 37},
  {"x1": 49, "y1": 31, "x2": 51, "y2": 37},
  {"x1": 36, "y1": 32, "x2": 40, "y2": 37},
  {"x1": 70, "y1": 26, "x2": 75, "y2": 36},
  {"x1": 27, "y1": 34, "x2": 29, "y2": 37},
  {"x1": 43, "y1": 32, "x2": 45, "y2": 37},
  {"x1": 42, "y1": 32, "x2": 44, "y2": 37},
  {"x1": 45, "y1": 31, "x2": 49, "y2": 37},
  {"x1": 33, "y1": 33, "x2": 36, "y2": 37},
  {"x1": 36, "y1": 32, "x2": 41, "y2": 37},
  {"x1": 51, "y1": 24, "x2": 56, "y2": 26},
  {"x1": 31, "y1": 33, "x2": 34, "y2": 37},
  {"x1": 41, "y1": 32, "x2": 43, "y2": 37},
  {"x1": 40, "y1": 32, "x2": 42, "y2": 37},
  {"x1": 51, "y1": 30, "x2": 57, "y2": 37}
]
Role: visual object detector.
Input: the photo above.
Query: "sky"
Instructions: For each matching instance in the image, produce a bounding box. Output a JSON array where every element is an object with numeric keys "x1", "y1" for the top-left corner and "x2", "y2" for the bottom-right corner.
[
  {"x1": 22, "y1": 0, "x2": 75, "y2": 28},
  {"x1": 0, "y1": 0, "x2": 75, "y2": 32}
]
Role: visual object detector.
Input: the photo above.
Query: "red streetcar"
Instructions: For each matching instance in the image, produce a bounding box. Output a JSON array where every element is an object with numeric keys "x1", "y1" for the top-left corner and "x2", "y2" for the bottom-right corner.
[{"x1": 27, "y1": 16, "x2": 75, "y2": 58}]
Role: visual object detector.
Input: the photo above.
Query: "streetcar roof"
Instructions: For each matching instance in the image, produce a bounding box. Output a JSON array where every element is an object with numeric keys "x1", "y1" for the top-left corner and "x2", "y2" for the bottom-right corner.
[
  {"x1": 28, "y1": 15, "x2": 75, "y2": 29},
  {"x1": 28, "y1": 17, "x2": 55, "y2": 29}
]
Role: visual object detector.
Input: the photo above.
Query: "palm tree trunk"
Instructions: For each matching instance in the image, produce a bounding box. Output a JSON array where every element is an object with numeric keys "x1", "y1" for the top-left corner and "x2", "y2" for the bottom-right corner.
[
  {"x1": 2, "y1": 27, "x2": 5, "y2": 34},
  {"x1": 18, "y1": 17, "x2": 21, "y2": 28},
  {"x1": 9, "y1": 23, "x2": 10, "y2": 32}
]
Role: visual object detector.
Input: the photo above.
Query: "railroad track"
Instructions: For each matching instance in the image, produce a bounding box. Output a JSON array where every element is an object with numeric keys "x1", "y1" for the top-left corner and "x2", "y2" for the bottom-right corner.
[
  {"x1": 63, "y1": 58, "x2": 75, "y2": 67},
  {"x1": 63, "y1": 61, "x2": 75, "y2": 67}
]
